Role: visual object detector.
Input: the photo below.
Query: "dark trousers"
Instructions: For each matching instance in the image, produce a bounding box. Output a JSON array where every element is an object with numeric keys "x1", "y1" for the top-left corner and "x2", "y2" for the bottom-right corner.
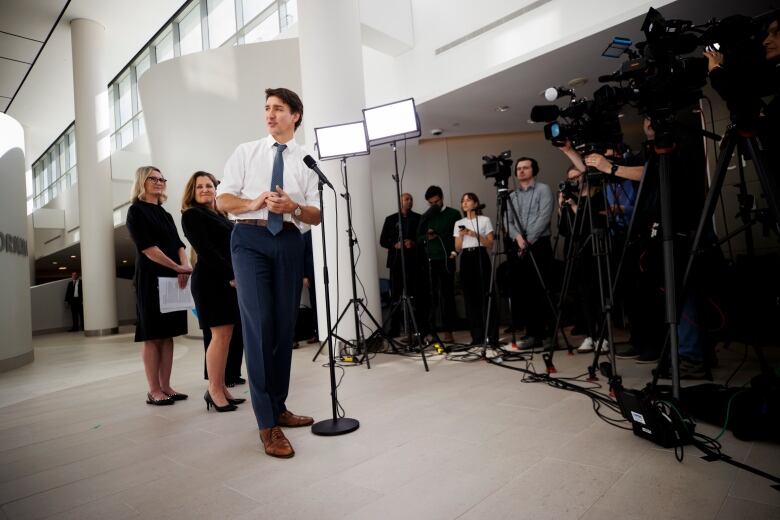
[
  {"x1": 69, "y1": 301, "x2": 83, "y2": 331},
  {"x1": 231, "y1": 224, "x2": 304, "y2": 429},
  {"x1": 514, "y1": 237, "x2": 554, "y2": 339},
  {"x1": 202, "y1": 319, "x2": 245, "y2": 384},
  {"x1": 460, "y1": 248, "x2": 493, "y2": 343},
  {"x1": 420, "y1": 258, "x2": 457, "y2": 334}
]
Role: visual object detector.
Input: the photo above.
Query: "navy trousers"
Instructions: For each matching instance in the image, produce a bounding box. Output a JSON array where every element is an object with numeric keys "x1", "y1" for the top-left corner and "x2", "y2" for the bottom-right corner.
[{"x1": 231, "y1": 224, "x2": 304, "y2": 429}]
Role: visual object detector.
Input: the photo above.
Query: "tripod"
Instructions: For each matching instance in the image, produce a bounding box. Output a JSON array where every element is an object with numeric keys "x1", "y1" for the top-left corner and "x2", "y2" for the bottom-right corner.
[
  {"x1": 311, "y1": 157, "x2": 393, "y2": 370},
  {"x1": 550, "y1": 172, "x2": 621, "y2": 376},
  {"x1": 380, "y1": 142, "x2": 431, "y2": 371}
]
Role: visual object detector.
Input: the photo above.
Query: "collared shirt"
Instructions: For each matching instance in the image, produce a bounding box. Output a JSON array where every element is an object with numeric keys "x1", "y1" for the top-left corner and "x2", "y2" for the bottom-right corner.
[
  {"x1": 217, "y1": 135, "x2": 319, "y2": 232},
  {"x1": 507, "y1": 180, "x2": 553, "y2": 244},
  {"x1": 453, "y1": 215, "x2": 493, "y2": 249}
]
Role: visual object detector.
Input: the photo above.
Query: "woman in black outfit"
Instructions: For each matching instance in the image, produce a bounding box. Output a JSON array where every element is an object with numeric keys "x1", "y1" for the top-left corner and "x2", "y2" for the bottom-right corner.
[
  {"x1": 181, "y1": 171, "x2": 245, "y2": 412},
  {"x1": 453, "y1": 193, "x2": 495, "y2": 345},
  {"x1": 126, "y1": 166, "x2": 191, "y2": 406}
]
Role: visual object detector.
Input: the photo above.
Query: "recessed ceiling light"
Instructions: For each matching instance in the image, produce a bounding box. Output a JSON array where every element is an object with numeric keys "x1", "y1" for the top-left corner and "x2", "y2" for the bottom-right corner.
[
  {"x1": 58, "y1": 266, "x2": 67, "y2": 270},
  {"x1": 52, "y1": 261, "x2": 58, "y2": 265},
  {"x1": 496, "y1": 105, "x2": 510, "y2": 112},
  {"x1": 122, "y1": 260, "x2": 128, "y2": 264},
  {"x1": 70, "y1": 255, "x2": 77, "y2": 259}
]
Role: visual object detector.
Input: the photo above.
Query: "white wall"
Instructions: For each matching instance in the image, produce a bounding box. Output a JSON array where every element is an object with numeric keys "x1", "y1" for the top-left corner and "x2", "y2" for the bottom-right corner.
[
  {"x1": 0, "y1": 113, "x2": 33, "y2": 371},
  {"x1": 31, "y1": 278, "x2": 136, "y2": 334}
]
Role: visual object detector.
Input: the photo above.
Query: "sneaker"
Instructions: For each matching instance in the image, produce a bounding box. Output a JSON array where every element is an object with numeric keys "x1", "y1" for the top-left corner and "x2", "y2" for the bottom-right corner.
[
  {"x1": 679, "y1": 358, "x2": 709, "y2": 380},
  {"x1": 615, "y1": 345, "x2": 640, "y2": 359},
  {"x1": 597, "y1": 339, "x2": 609, "y2": 353},
  {"x1": 577, "y1": 337, "x2": 595, "y2": 353}
]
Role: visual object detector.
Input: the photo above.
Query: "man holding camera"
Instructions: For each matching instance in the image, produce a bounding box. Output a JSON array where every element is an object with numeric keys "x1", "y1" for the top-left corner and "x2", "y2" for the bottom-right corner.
[{"x1": 507, "y1": 157, "x2": 555, "y2": 349}]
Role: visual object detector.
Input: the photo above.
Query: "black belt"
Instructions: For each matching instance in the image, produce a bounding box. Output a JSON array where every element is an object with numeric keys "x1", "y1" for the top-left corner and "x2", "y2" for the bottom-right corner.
[
  {"x1": 236, "y1": 219, "x2": 297, "y2": 230},
  {"x1": 462, "y1": 246, "x2": 485, "y2": 252}
]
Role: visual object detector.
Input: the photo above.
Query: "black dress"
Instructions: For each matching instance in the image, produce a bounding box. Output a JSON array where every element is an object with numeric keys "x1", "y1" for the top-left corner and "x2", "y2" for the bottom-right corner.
[
  {"x1": 181, "y1": 206, "x2": 240, "y2": 327},
  {"x1": 181, "y1": 206, "x2": 244, "y2": 384},
  {"x1": 126, "y1": 200, "x2": 188, "y2": 342}
]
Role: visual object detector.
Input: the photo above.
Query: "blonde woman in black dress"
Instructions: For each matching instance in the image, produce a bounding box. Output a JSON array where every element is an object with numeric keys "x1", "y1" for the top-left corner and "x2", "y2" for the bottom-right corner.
[
  {"x1": 181, "y1": 171, "x2": 245, "y2": 412},
  {"x1": 126, "y1": 166, "x2": 191, "y2": 406}
]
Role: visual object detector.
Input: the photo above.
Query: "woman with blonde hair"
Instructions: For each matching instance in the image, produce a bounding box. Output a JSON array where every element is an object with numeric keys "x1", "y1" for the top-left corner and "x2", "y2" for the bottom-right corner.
[
  {"x1": 126, "y1": 166, "x2": 191, "y2": 406},
  {"x1": 181, "y1": 171, "x2": 245, "y2": 412}
]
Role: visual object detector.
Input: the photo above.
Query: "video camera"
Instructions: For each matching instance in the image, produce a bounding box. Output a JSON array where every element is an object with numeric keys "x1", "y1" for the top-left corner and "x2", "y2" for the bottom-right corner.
[
  {"x1": 530, "y1": 85, "x2": 626, "y2": 151},
  {"x1": 558, "y1": 179, "x2": 579, "y2": 201},
  {"x1": 482, "y1": 150, "x2": 513, "y2": 188}
]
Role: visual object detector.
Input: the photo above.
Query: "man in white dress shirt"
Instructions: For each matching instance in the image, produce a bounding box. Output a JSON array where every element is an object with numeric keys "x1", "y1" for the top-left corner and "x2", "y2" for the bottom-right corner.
[{"x1": 217, "y1": 88, "x2": 321, "y2": 458}]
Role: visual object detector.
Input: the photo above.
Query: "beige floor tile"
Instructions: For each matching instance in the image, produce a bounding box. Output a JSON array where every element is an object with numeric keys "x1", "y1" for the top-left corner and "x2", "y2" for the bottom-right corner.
[
  {"x1": 458, "y1": 458, "x2": 622, "y2": 520},
  {"x1": 729, "y1": 442, "x2": 780, "y2": 508},
  {"x1": 42, "y1": 496, "x2": 139, "y2": 520},
  {"x1": 716, "y1": 496, "x2": 780, "y2": 520}
]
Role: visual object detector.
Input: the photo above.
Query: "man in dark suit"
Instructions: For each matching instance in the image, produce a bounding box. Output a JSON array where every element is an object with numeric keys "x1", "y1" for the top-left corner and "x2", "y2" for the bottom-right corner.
[
  {"x1": 64, "y1": 271, "x2": 84, "y2": 332},
  {"x1": 379, "y1": 192, "x2": 421, "y2": 337}
]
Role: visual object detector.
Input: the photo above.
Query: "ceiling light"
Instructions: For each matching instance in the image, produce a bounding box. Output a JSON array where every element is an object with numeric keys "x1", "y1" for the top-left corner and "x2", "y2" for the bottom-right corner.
[
  {"x1": 58, "y1": 266, "x2": 67, "y2": 270},
  {"x1": 122, "y1": 260, "x2": 128, "y2": 264},
  {"x1": 52, "y1": 261, "x2": 58, "y2": 265},
  {"x1": 496, "y1": 105, "x2": 510, "y2": 112},
  {"x1": 70, "y1": 255, "x2": 77, "y2": 259}
]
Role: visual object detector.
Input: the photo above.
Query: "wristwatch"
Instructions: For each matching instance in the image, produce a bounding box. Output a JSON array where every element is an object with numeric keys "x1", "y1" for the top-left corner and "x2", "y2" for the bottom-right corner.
[
  {"x1": 610, "y1": 162, "x2": 619, "y2": 176},
  {"x1": 293, "y1": 204, "x2": 303, "y2": 218}
]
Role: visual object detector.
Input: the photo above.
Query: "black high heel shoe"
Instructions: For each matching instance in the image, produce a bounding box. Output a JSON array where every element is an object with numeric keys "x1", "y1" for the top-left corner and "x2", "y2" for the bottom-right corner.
[
  {"x1": 227, "y1": 397, "x2": 246, "y2": 405},
  {"x1": 204, "y1": 391, "x2": 237, "y2": 412},
  {"x1": 164, "y1": 392, "x2": 188, "y2": 401},
  {"x1": 147, "y1": 393, "x2": 174, "y2": 406}
]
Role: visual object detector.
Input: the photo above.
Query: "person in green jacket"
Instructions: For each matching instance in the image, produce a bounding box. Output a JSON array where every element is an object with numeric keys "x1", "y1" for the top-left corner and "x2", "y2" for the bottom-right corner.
[{"x1": 417, "y1": 185, "x2": 461, "y2": 342}]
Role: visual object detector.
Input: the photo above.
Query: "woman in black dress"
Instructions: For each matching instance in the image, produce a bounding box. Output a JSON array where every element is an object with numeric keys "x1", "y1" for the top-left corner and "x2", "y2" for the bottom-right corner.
[
  {"x1": 181, "y1": 171, "x2": 245, "y2": 412},
  {"x1": 126, "y1": 166, "x2": 191, "y2": 406}
]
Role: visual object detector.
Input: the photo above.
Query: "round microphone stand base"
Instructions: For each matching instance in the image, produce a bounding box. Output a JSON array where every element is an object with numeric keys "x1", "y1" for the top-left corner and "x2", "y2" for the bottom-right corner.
[{"x1": 312, "y1": 417, "x2": 360, "y2": 436}]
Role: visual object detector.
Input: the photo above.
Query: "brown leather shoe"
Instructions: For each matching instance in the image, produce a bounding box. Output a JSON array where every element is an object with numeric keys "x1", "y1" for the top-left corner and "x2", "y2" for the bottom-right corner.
[
  {"x1": 259, "y1": 426, "x2": 295, "y2": 458},
  {"x1": 277, "y1": 410, "x2": 314, "y2": 427}
]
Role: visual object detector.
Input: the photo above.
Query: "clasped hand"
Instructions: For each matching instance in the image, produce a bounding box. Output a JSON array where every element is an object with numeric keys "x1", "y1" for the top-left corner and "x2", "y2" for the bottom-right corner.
[{"x1": 251, "y1": 186, "x2": 296, "y2": 214}]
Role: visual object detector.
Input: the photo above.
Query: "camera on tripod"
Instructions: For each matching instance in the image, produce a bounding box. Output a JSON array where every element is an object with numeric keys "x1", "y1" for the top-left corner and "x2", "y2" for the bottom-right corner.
[
  {"x1": 558, "y1": 179, "x2": 579, "y2": 201},
  {"x1": 482, "y1": 150, "x2": 513, "y2": 188}
]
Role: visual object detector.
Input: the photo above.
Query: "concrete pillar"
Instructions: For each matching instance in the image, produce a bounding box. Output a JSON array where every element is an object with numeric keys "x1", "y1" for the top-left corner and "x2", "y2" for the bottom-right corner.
[
  {"x1": 70, "y1": 18, "x2": 118, "y2": 336},
  {"x1": 0, "y1": 113, "x2": 33, "y2": 372},
  {"x1": 298, "y1": 0, "x2": 382, "y2": 343}
]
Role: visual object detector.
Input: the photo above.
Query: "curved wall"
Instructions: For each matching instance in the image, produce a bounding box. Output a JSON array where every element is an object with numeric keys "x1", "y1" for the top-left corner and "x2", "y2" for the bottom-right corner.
[{"x1": 0, "y1": 113, "x2": 33, "y2": 372}]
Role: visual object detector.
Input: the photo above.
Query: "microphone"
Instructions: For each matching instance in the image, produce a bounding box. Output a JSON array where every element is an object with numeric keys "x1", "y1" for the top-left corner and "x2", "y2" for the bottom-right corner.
[
  {"x1": 302, "y1": 155, "x2": 335, "y2": 190},
  {"x1": 544, "y1": 86, "x2": 575, "y2": 102}
]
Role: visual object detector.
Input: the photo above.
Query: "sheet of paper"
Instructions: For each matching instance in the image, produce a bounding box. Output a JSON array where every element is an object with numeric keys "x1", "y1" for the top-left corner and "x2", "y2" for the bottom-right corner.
[{"x1": 158, "y1": 276, "x2": 195, "y2": 313}]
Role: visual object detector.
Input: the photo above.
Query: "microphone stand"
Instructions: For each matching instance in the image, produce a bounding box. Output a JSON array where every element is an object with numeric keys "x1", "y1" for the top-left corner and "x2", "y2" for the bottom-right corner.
[{"x1": 311, "y1": 172, "x2": 359, "y2": 436}]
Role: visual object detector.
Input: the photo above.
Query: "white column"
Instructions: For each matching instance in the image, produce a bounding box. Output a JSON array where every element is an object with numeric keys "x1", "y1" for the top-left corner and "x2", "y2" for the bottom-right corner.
[
  {"x1": 70, "y1": 18, "x2": 118, "y2": 336},
  {"x1": 298, "y1": 0, "x2": 382, "y2": 343}
]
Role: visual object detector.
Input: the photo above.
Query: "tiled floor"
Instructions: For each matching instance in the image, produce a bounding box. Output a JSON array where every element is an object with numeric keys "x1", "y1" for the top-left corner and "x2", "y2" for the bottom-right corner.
[{"x1": 0, "y1": 330, "x2": 778, "y2": 519}]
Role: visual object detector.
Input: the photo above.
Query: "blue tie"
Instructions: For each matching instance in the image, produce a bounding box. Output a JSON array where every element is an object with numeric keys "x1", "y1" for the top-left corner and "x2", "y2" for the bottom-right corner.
[{"x1": 268, "y1": 143, "x2": 287, "y2": 235}]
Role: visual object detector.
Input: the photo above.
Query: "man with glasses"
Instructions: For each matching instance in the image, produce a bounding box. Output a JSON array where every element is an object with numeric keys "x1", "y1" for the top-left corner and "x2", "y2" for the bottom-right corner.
[{"x1": 217, "y1": 88, "x2": 320, "y2": 458}]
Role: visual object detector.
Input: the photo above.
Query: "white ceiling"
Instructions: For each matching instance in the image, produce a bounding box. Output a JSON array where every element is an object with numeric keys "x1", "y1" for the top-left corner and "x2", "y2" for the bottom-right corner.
[{"x1": 416, "y1": 0, "x2": 774, "y2": 138}]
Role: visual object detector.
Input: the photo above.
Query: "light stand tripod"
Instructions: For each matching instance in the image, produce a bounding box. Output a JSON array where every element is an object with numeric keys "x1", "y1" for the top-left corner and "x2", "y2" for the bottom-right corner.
[
  {"x1": 310, "y1": 168, "x2": 359, "y2": 436},
  {"x1": 313, "y1": 157, "x2": 392, "y2": 370},
  {"x1": 380, "y1": 142, "x2": 431, "y2": 371}
]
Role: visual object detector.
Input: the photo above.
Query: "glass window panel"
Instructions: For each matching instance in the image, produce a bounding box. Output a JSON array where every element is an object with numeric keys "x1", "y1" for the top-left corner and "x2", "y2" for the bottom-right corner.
[
  {"x1": 242, "y1": 0, "x2": 274, "y2": 23},
  {"x1": 245, "y1": 9, "x2": 279, "y2": 43},
  {"x1": 179, "y1": 7, "x2": 203, "y2": 55},
  {"x1": 59, "y1": 139, "x2": 68, "y2": 172},
  {"x1": 155, "y1": 31, "x2": 174, "y2": 63},
  {"x1": 118, "y1": 75, "x2": 132, "y2": 126},
  {"x1": 283, "y1": 0, "x2": 297, "y2": 27},
  {"x1": 49, "y1": 150, "x2": 59, "y2": 181},
  {"x1": 208, "y1": 0, "x2": 237, "y2": 48},
  {"x1": 135, "y1": 53, "x2": 151, "y2": 80},
  {"x1": 68, "y1": 131, "x2": 76, "y2": 166},
  {"x1": 120, "y1": 124, "x2": 134, "y2": 149}
]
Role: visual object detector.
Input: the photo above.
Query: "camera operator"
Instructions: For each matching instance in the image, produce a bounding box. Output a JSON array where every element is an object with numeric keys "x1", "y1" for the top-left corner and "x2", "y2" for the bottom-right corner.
[
  {"x1": 704, "y1": 12, "x2": 780, "y2": 135},
  {"x1": 556, "y1": 165, "x2": 610, "y2": 353},
  {"x1": 507, "y1": 157, "x2": 555, "y2": 349},
  {"x1": 417, "y1": 186, "x2": 461, "y2": 343}
]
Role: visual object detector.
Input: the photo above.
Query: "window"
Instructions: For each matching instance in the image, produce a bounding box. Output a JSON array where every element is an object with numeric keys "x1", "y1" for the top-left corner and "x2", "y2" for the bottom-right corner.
[
  {"x1": 207, "y1": 0, "x2": 237, "y2": 48},
  {"x1": 107, "y1": 1, "x2": 296, "y2": 150},
  {"x1": 179, "y1": 6, "x2": 203, "y2": 55},
  {"x1": 30, "y1": 124, "x2": 76, "y2": 210}
]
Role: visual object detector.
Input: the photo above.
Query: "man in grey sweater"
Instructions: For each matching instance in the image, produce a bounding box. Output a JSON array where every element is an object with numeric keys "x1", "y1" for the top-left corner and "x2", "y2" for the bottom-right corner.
[{"x1": 507, "y1": 157, "x2": 555, "y2": 349}]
